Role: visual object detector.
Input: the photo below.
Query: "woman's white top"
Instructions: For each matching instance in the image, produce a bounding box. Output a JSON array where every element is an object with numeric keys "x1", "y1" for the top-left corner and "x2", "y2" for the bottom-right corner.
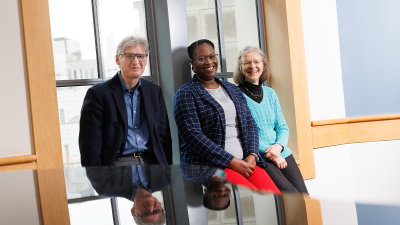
[{"x1": 206, "y1": 85, "x2": 244, "y2": 159}]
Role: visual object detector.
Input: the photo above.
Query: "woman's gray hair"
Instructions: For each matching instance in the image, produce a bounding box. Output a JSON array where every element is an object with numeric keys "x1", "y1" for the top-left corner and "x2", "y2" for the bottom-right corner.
[
  {"x1": 233, "y1": 46, "x2": 270, "y2": 85},
  {"x1": 116, "y1": 35, "x2": 149, "y2": 57}
]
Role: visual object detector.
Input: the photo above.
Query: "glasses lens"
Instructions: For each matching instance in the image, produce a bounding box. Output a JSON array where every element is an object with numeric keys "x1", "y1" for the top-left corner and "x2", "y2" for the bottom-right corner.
[
  {"x1": 124, "y1": 54, "x2": 133, "y2": 60},
  {"x1": 137, "y1": 54, "x2": 147, "y2": 61},
  {"x1": 197, "y1": 57, "x2": 206, "y2": 62}
]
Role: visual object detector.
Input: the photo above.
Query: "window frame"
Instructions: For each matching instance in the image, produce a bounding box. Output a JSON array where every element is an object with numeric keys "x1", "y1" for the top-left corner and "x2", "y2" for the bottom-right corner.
[
  {"x1": 213, "y1": 0, "x2": 267, "y2": 81},
  {"x1": 55, "y1": 0, "x2": 160, "y2": 88}
]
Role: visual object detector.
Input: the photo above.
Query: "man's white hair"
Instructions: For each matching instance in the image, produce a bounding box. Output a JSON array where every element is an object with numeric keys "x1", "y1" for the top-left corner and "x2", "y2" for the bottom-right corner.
[{"x1": 116, "y1": 35, "x2": 149, "y2": 57}]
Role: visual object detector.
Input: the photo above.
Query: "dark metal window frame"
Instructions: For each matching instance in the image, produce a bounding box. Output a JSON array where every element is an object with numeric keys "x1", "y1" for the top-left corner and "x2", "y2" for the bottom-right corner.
[
  {"x1": 55, "y1": 0, "x2": 159, "y2": 88},
  {"x1": 214, "y1": 0, "x2": 267, "y2": 82}
]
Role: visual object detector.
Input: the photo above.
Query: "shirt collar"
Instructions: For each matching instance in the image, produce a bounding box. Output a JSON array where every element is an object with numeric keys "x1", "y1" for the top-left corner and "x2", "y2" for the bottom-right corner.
[{"x1": 117, "y1": 71, "x2": 142, "y2": 91}]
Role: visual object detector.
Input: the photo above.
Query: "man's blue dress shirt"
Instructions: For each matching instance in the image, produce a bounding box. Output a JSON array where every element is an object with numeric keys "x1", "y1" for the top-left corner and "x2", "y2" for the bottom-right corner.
[
  {"x1": 131, "y1": 165, "x2": 150, "y2": 200},
  {"x1": 118, "y1": 71, "x2": 149, "y2": 155}
]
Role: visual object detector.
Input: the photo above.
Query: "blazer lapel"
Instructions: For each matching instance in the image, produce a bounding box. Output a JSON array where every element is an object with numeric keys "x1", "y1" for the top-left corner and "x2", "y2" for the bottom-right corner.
[
  {"x1": 191, "y1": 76, "x2": 226, "y2": 132},
  {"x1": 111, "y1": 74, "x2": 128, "y2": 136}
]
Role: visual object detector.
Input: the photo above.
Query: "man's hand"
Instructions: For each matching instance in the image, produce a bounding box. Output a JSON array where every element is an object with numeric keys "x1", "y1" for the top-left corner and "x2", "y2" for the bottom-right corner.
[
  {"x1": 228, "y1": 157, "x2": 255, "y2": 178},
  {"x1": 244, "y1": 154, "x2": 257, "y2": 169},
  {"x1": 272, "y1": 156, "x2": 287, "y2": 169},
  {"x1": 264, "y1": 144, "x2": 283, "y2": 159}
]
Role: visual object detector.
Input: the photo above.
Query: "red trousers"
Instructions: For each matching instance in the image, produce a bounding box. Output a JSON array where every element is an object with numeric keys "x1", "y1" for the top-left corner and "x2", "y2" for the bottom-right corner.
[{"x1": 224, "y1": 166, "x2": 281, "y2": 195}]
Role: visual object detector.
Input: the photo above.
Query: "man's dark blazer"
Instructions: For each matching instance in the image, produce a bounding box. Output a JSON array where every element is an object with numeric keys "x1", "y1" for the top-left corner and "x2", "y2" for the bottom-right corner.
[
  {"x1": 79, "y1": 73, "x2": 172, "y2": 166},
  {"x1": 86, "y1": 165, "x2": 171, "y2": 201}
]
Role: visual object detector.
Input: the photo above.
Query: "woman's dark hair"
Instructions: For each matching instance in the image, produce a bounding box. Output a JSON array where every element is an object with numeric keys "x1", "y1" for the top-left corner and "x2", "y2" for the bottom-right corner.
[{"x1": 187, "y1": 39, "x2": 215, "y2": 59}]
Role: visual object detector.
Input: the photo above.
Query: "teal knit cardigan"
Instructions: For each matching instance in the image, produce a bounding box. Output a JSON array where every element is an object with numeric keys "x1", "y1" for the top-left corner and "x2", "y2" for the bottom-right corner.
[{"x1": 243, "y1": 86, "x2": 292, "y2": 161}]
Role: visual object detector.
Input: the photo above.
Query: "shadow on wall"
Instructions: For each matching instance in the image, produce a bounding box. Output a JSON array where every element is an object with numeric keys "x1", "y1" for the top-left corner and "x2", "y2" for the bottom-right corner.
[{"x1": 171, "y1": 46, "x2": 192, "y2": 88}]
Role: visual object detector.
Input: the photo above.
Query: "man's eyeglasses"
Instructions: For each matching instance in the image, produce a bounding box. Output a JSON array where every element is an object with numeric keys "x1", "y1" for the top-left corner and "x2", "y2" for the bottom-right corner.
[
  {"x1": 120, "y1": 53, "x2": 148, "y2": 62},
  {"x1": 134, "y1": 208, "x2": 164, "y2": 218},
  {"x1": 195, "y1": 54, "x2": 218, "y2": 63}
]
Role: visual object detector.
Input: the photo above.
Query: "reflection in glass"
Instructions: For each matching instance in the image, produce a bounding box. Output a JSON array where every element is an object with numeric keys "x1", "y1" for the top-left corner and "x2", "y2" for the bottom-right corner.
[
  {"x1": 222, "y1": 0, "x2": 260, "y2": 72},
  {"x1": 179, "y1": 165, "x2": 238, "y2": 224},
  {"x1": 65, "y1": 167, "x2": 97, "y2": 200},
  {"x1": 68, "y1": 198, "x2": 114, "y2": 224},
  {"x1": 237, "y1": 186, "x2": 279, "y2": 225},
  {"x1": 98, "y1": 0, "x2": 151, "y2": 78},
  {"x1": 49, "y1": 0, "x2": 99, "y2": 80},
  {"x1": 85, "y1": 165, "x2": 170, "y2": 224},
  {"x1": 57, "y1": 86, "x2": 91, "y2": 166},
  {"x1": 185, "y1": 0, "x2": 221, "y2": 73}
]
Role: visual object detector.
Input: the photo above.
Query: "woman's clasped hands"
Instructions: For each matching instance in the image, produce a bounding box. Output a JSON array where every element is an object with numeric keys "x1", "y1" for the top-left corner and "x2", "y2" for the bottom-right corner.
[
  {"x1": 227, "y1": 157, "x2": 255, "y2": 178},
  {"x1": 265, "y1": 144, "x2": 287, "y2": 169}
]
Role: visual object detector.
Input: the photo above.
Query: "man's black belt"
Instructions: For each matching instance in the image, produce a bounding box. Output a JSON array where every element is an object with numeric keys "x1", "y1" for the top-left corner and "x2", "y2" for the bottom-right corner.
[{"x1": 120, "y1": 151, "x2": 147, "y2": 158}]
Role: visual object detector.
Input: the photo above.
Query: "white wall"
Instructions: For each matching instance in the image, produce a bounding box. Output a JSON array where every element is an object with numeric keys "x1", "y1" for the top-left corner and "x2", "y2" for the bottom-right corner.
[
  {"x1": 350, "y1": 140, "x2": 400, "y2": 206},
  {"x1": 0, "y1": 1, "x2": 40, "y2": 223},
  {"x1": 301, "y1": 0, "x2": 400, "y2": 224},
  {"x1": 301, "y1": 0, "x2": 346, "y2": 121},
  {"x1": 0, "y1": 0, "x2": 34, "y2": 157},
  {"x1": 305, "y1": 145, "x2": 358, "y2": 225},
  {"x1": 0, "y1": 170, "x2": 42, "y2": 225}
]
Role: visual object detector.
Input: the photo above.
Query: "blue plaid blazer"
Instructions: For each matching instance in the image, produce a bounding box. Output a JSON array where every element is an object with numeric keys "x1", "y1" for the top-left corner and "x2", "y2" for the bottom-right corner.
[
  {"x1": 173, "y1": 76, "x2": 266, "y2": 169},
  {"x1": 179, "y1": 164, "x2": 218, "y2": 186}
]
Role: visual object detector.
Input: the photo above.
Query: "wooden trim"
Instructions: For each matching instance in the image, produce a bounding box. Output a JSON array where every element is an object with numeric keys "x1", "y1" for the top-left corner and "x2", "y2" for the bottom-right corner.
[
  {"x1": 311, "y1": 113, "x2": 400, "y2": 126},
  {"x1": 0, "y1": 155, "x2": 38, "y2": 166},
  {"x1": 349, "y1": 119, "x2": 400, "y2": 143},
  {"x1": 312, "y1": 124, "x2": 349, "y2": 148},
  {"x1": 303, "y1": 195, "x2": 323, "y2": 225},
  {"x1": 312, "y1": 118, "x2": 400, "y2": 148},
  {"x1": 281, "y1": 192, "x2": 308, "y2": 225},
  {"x1": 0, "y1": 162, "x2": 37, "y2": 172},
  {"x1": 20, "y1": 1, "x2": 69, "y2": 225},
  {"x1": 263, "y1": 0, "x2": 315, "y2": 179},
  {"x1": 20, "y1": 0, "x2": 63, "y2": 170},
  {"x1": 37, "y1": 169, "x2": 70, "y2": 225}
]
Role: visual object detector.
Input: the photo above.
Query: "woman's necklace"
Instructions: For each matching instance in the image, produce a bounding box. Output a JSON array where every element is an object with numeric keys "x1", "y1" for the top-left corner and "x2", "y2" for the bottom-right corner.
[{"x1": 245, "y1": 86, "x2": 263, "y2": 99}]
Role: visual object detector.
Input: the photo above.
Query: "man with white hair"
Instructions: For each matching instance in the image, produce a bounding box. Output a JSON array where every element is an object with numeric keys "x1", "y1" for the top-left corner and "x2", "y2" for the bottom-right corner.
[{"x1": 79, "y1": 36, "x2": 172, "y2": 166}]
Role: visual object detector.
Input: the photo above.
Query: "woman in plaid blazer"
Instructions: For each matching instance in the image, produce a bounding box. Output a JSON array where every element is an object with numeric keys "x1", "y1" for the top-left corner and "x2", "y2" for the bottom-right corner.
[{"x1": 173, "y1": 39, "x2": 279, "y2": 194}]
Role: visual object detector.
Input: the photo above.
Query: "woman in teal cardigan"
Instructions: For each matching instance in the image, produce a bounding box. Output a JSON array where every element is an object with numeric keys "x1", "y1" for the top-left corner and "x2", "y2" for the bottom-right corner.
[{"x1": 233, "y1": 46, "x2": 308, "y2": 194}]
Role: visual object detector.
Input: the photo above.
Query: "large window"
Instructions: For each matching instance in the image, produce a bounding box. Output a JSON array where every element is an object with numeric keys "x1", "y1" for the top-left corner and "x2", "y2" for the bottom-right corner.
[
  {"x1": 50, "y1": 0, "x2": 266, "y2": 166},
  {"x1": 49, "y1": 0, "x2": 156, "y2": 166},
  {"x1": 185, "y1": 0, "x2": 266, "y2": 82}
]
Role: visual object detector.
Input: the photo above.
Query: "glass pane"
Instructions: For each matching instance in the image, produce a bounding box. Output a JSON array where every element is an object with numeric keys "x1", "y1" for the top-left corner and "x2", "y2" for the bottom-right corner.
[
  {"x1": 49, "y1": 0, "x2": 99, "y2": 80},
  {"x1": 237, "y1": 186, "x2": 279, "y2": 225},
  {"x1": 65, "y1": 167, "x2": 97, "y2": 200},
  {"x1": 57, "y1": 86, "x2": 91, "y2": 166},
  {"x1": 222, "y1": 0, "x2": 260, "y2": 72},
  {"x1": 186, "y1": 0, "x2": 221, "y2": 73},
  {"x1": 227, "y1": 77, "x2": 235, "y2": 84},
  {"x1": 68, "y1": 198, "x2": 114, "y2": 225},
  {"x1": 98, "y1": 0, "x2": 152, "y2": 78}
]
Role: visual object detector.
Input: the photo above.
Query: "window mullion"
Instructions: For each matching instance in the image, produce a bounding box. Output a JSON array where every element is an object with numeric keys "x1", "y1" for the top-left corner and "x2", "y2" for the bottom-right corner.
[
  {"x1": 256, "y1": 0, "x2": 267, "y2": 55},
  {"x1": 110, "y1": 197, "x2": 121, "y2": 225},
  {"x1": 214, "y1": 0, "x2": 227, "y2": 74},
  {"x1": 144, "y1": 0, "x2": 160, "y2": 85},
  {"x1": 91, "y1": 0, "x2": 105, "y2": 81}
]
